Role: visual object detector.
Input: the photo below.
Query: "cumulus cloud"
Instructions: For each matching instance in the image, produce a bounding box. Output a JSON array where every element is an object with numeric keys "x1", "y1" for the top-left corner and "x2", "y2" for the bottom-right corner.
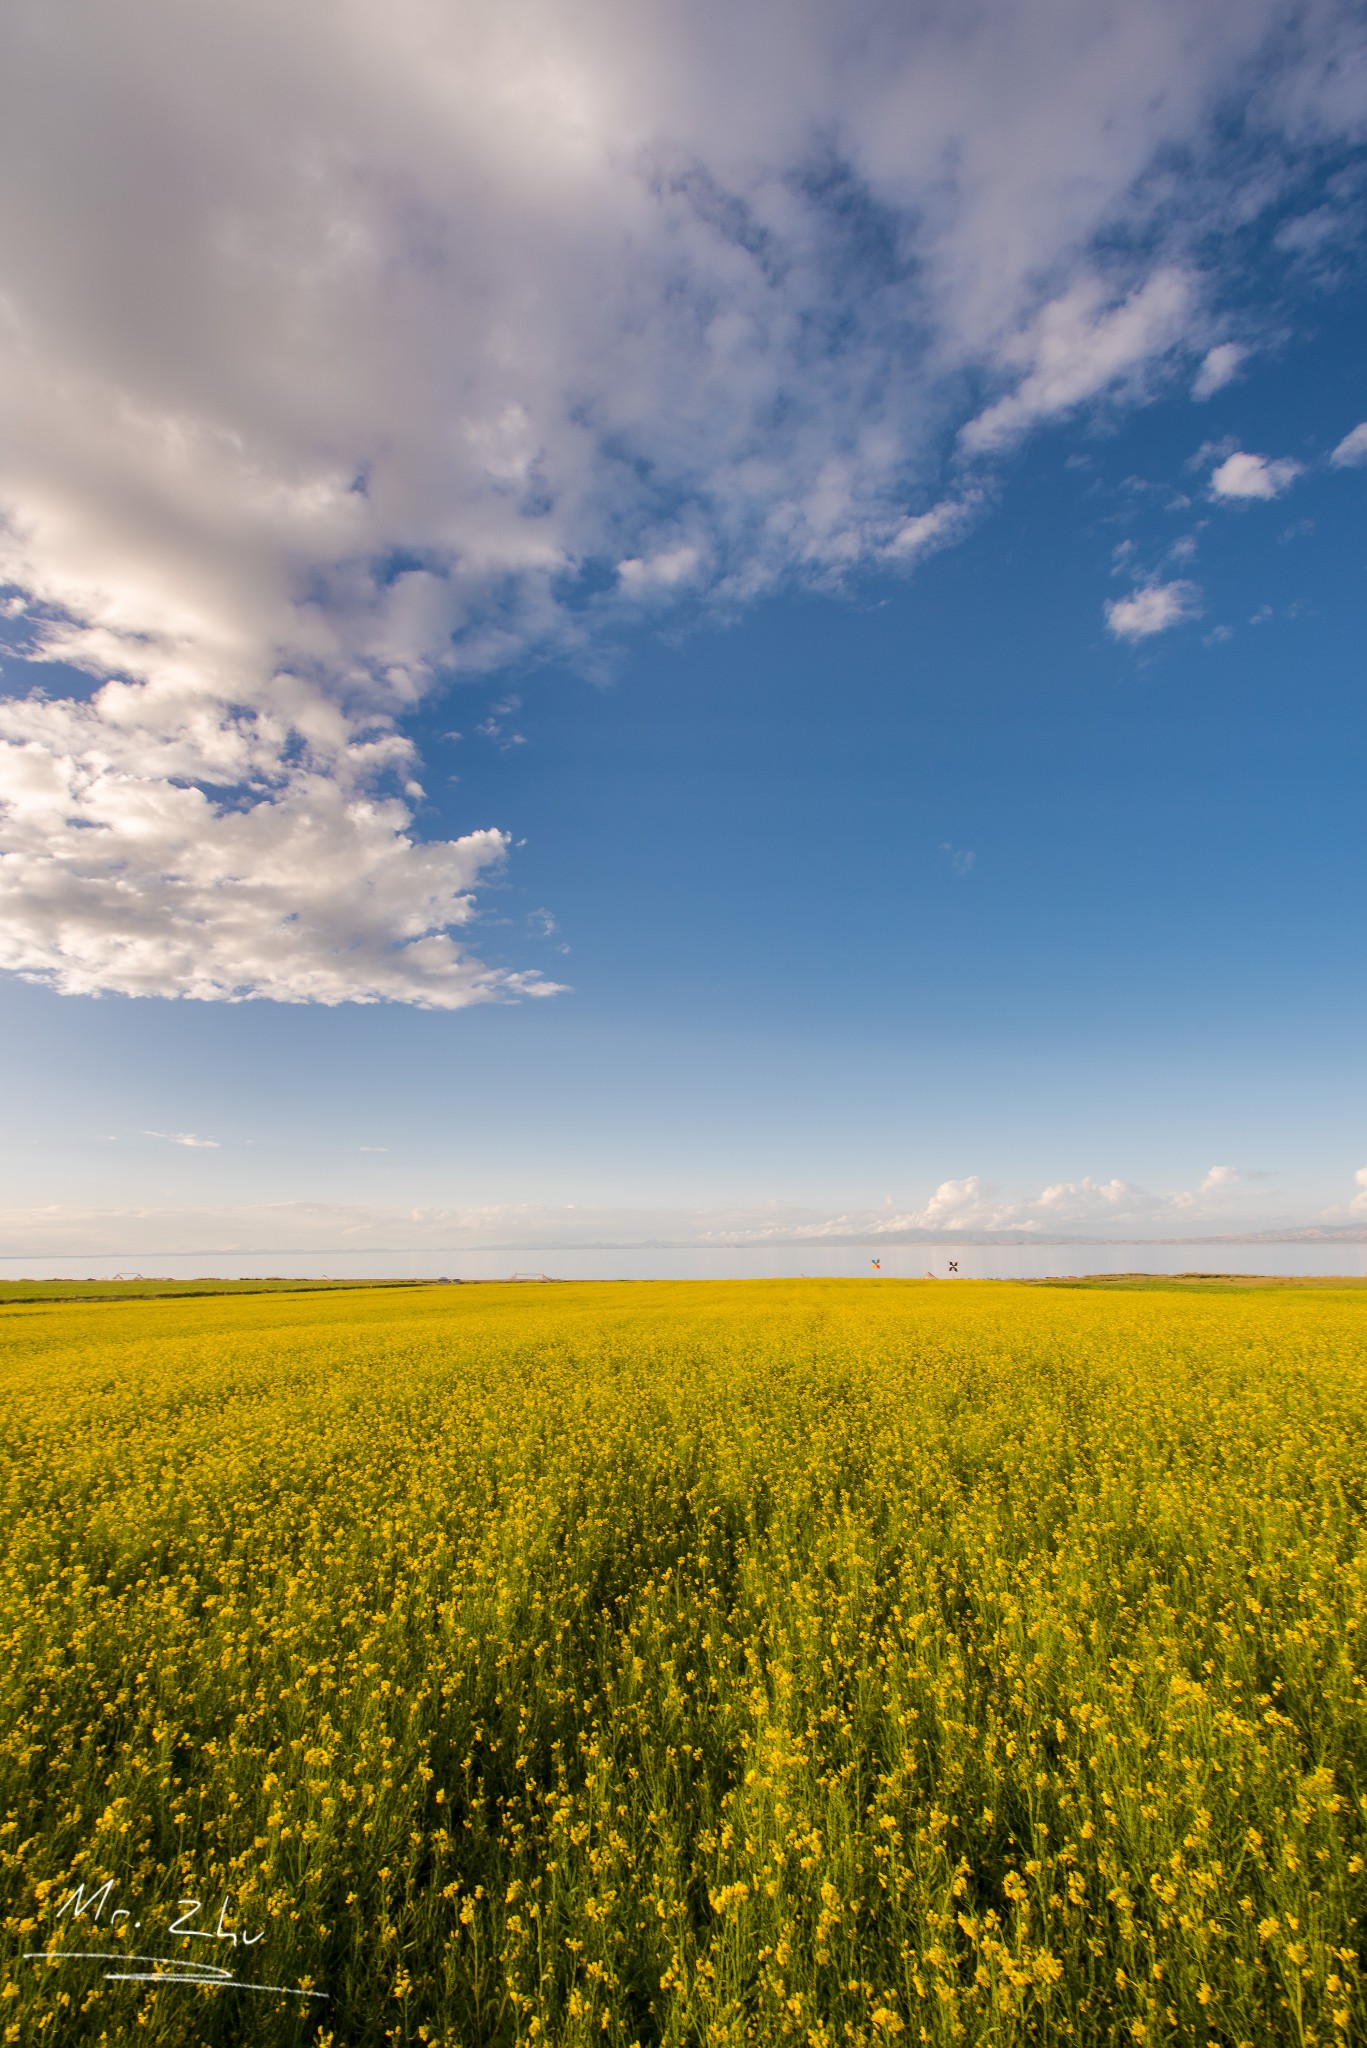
[
  {"x1": 1104, "y1": 580, "x2": 1202, "y2": 640},
  {"x1": 914, "y1": 1177, "x2": 1006, "y2": 1230},
  {"x1": 673, "y1": 1164, "x2": 1278, "y2": 1244},
  {"x1": 0, "y1": 0, "x2": 1362, "y2": 1001},
  {"x1": 1331, "y1": 422, "x2": 1367, "y2": 466},
  {"x1": 715, "y1": 1174, "x2": 1157, "y2": 1241},
  {"x1": 1209, "y1": 451, "x2": 1304, "y2": 499},
  {"x1": 829, "y1": 1164, "x2": 1276, "y2": 1237},
  {"x1": 0, "y1": 1163, "x2": 1294, "y2": 1256},
  {"x1": 1191, "y1": 342, "x2": 1247, "y2": 399},
  {"x1": 0, "y1": 685, "x2": 559, "y2": 1003},
  {"x1": 886, "y1": 1174, "x2": 1151, "y2": 1234},
  {"x1": 1352, "y1": 1167, "x2": 1367, "y2": 1218}
]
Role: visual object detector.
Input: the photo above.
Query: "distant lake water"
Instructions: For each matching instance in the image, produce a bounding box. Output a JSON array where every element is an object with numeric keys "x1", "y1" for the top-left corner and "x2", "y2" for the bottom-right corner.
[{"x1": 4, "y1": 1242, "x2": 1365, "y2": 1282}]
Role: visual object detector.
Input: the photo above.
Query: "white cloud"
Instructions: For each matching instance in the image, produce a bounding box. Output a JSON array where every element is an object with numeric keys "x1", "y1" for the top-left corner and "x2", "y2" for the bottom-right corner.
[
  {"x1": 1169, "y1": 1163, "x2": 1271, "y2": 1206},
  {"x1": 1352, "y1": 1167, "x2": 1367, "y2": 1218},
  {"x1": 1331, "y1": 421, "x2": 1367, "y2": 466},
  {"x1": 1104, "y1": 580, "x2": 1202, "y2": 640},
  {"x1": 914, "y1": 1177, "x2": 1012, "y2": 1230},
  {"x1": 737, "y1": 1163, "x2": 1276, "y2": 1241},
  {"x1": 474, "y1": 697, "x2": 528, "y2": 750},
  {"x1": 617, "y1": 544, "x2": 704, "y2": 594},
  {"x1": 0, "y1": 685, "x2": 561, "y2": 1004},
  {"x1": 1035, "y1": 1176, "x2": 1146, "y2": 1221},
  {"x1": 961, "y1": 268, "x2": 1195, "y2": 453},
  {"x1": 146, "y1": 1131, "x2": 220, "y2": 1149},
  {"x1": 1191, "y1": 342, "x2": 1247, "y2": 400},
  {"x1": 0, "y1": 0, "x2": 1360, "y2": 1001},
  {"x1": 855, "y1": 1163, "x2": 1275, "y2": 1237},
  {"x1": 0, "y1": 1165, "x2": 1293, "y2": 1255},
  {"x1": 883, "y1": 498, "x2": 977, "y2": 562},
  {"x1": 1209, "y1": 451, "x2": 1303, "y2": 499},
  {"x1": 763, "y1": 1174, "x2": 1151, "y2": 1239}
]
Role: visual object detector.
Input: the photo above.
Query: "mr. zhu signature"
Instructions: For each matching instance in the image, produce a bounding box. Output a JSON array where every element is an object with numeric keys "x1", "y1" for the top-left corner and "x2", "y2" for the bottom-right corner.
[{"x1": 25, "y1": 1878, "x2": 327, "y2": 2001}]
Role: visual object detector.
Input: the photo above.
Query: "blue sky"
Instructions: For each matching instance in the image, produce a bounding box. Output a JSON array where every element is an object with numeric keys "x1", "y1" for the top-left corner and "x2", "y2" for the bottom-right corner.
[{"x1": 0, "y1": 0, "x2": 1365, "y2": 1257}]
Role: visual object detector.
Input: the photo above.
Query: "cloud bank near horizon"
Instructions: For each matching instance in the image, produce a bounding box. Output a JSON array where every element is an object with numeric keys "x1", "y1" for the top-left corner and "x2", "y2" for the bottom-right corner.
[
  {"x1": 5, "y1": 1163, "x2": 1364, "y2": 1258},
  {"x1": 1, "y1": 0, "x2": 1365, "y2": 1004}
]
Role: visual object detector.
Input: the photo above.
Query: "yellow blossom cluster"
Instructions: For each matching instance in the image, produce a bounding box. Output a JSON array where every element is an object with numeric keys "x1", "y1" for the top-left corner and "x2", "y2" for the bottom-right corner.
[{"x1": 0, "y1": 1277, "x2": 1364, "y2": 2046}]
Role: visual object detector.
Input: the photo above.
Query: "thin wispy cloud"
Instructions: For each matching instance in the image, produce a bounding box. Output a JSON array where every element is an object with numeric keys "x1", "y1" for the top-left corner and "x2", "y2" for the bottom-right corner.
[
  {"x1": 1191, "y1": 343, "x2": 1247, "y2": 400},
  {"x1": 0, "y1": 0, "x2": 1363, "y2": 1005},
  {"x1": 882, "y1": 497, "x2": 979, "y2": 564},
  {"x1": 1330, "y1": 422, "x2": 1367, "y2": 467},
  {"x1": 960, "y1": 270, "x2": 1195, "y2": 454}
]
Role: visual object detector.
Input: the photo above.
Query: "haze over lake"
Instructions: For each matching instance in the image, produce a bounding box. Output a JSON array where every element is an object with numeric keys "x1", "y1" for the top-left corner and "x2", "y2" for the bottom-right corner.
[{"x1": 7, "y1": 1242, "x2": 1365, "y2": 1283}]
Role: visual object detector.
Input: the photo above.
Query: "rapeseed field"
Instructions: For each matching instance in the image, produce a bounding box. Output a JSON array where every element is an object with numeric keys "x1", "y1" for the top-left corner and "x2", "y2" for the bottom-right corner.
[{"x1": 1, "y1": 1278, "x2": 1364, "y2": 2046}]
